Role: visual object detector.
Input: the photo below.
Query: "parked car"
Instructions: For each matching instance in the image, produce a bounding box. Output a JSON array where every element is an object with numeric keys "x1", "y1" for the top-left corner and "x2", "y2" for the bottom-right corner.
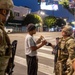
[
  {"x1": 4, "y1": 27, "x2": 13, "y2": 33},
  {"x1": 49, "y1": 28, "x2": 54, "y2": 32}
]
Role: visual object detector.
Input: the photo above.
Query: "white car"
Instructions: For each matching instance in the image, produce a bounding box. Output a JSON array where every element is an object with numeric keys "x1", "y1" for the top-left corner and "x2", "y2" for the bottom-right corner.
[
  {"x1": 49, "y1": 28, "x2": 54, "y2": 32},
  {"x1": 4, "y1": 27, "x2": 13, "y2": 33}
]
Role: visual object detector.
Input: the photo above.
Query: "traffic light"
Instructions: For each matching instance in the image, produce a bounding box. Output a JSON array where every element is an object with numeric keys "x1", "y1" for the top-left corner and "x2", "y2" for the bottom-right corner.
[{"x1": 38, "y1": 0, "x2": 41, "y2": 4}]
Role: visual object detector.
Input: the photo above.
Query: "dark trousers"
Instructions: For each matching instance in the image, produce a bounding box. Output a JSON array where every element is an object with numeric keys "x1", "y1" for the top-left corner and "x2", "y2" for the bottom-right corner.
[{"x1": 26, "y1": 55, "x2": 38, "y2": 75}]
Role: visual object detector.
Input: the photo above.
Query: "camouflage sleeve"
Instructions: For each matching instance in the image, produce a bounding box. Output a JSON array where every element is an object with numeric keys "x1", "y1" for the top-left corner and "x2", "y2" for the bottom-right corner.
[
  {"x1": 65, "y1": 39, "x2": 75, "y2": 72},
  {"x1": 67, "y1": 39, "x2": 75, "y2": 61},
  {"x1": 0, "y1": 29, "x2": 3, "y2": 45}
]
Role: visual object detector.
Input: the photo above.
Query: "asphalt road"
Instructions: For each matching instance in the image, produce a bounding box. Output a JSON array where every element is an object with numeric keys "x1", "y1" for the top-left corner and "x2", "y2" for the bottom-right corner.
[{"x1": 8, "y1": 32, "x2": 62, "y2": 75}]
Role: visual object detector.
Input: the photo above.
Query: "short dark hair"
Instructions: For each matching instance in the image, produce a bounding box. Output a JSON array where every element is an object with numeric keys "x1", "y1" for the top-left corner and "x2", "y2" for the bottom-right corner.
[{"x1": 27, "y1": 23, "x2": 36, "y2": 31}]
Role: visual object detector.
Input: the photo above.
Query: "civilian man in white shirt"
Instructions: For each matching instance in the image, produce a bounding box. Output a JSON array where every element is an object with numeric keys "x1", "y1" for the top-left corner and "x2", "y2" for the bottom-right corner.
[{"x1": 25, "y1": 23, "x2": 47, "y2": 75}]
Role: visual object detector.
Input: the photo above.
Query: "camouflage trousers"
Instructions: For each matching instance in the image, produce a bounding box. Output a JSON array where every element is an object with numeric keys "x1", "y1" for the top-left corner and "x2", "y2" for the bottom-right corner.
[
  {"x1": 55, "y1": 61, "x2": 74, "y2": 75},
  {"x1": 0, "y1": 56, "x2": 9, "y2": 75}
]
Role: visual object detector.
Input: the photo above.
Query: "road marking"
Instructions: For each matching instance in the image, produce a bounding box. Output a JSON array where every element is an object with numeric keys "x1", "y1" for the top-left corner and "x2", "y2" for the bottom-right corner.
[
  {"x1": 35, "y1": 36, "x2": 52, "y2": 39},
  {"x1": 40, "y1": 47, "x2": 53, "y2": 51},
  {"x1": 25, "y1": 47, "x2": 54, "y2": 59},
  {"x1": 15, "y1": 56, "x2": 54, "y2": 75},
  {"x1": 34, "y1": 36, "x2": 55, "y2": 40},
  {"x1": 38, "y1": 47, "x2": 54, "y2": 59},
  {"x1": 38, "y1": 52, "x2": 54, "y2": 60},
  {"x1": 15, "y1": 45, "x2": 55, "y2": 74}
]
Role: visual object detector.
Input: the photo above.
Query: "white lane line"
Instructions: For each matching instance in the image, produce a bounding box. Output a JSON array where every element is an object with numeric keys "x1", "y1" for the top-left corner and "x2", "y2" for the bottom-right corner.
[
  {"x1": 38, "y1": 52, "x2": 54, "y2": 60},
  {"x1": 15, "y1": 56, "x2": 54, "y2": 75},
  {"x1": 39, "y1": 47, "x2": 54, "y2": 59},
  {"x1": 34, "y1": 36, "x2": 52, "y2": 39},
  {"x1": 38, "y1": 63, "x2": 54, "y2": 75},
  {"x1": 34, "y1": 36, "x2": 55, "y2": 41},
  {"x1": 40, "y1": 47, "x2": 53, "y2": 51}
]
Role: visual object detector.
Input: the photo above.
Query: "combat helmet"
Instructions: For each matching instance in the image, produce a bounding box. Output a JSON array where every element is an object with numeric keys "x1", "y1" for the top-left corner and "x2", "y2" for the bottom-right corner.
[
  {"x1": 62, "y1": 25, "x2": 73, "y2": 36},
  {"x1": 0, "y1": 0, "x2": 14, "y2": 10}
]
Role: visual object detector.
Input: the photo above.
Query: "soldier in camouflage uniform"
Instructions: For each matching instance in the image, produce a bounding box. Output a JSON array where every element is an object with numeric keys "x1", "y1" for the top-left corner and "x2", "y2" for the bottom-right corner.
[
  {"x1": 55, "y1": 25, "x2": 75, "y2": 75},
  {"x1": 0, "y1": 0, "x2": 14, "y2": 75}
]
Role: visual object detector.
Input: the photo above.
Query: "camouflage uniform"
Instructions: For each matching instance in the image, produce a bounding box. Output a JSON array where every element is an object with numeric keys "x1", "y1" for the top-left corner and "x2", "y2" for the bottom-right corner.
[
  {"x1": 0, "y1": 0, "x2": 14, "y2": 75},
  {"x1": 55, "y1": 25, "x2": 75, "y2": 75}
]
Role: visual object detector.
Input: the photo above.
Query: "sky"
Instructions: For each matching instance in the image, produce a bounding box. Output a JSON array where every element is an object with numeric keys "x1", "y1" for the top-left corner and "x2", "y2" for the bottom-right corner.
[
  {"x1": 12, "y1": 0, "x2": 74, "y2": 22},
  {"x1": 12, "y1": 0, "x2": 40, "y2": 12}
]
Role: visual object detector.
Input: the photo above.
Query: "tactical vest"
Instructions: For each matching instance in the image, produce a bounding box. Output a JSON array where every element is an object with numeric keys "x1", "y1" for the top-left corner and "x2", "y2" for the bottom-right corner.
[
  {"x1": 57, "y1": 37, "x2": 74, "y2": 62},
  {"x1": 55, "y1": 37, "x2": 74, "y2": 75},
  {"x1": 0, "y1": 22, "x2": 11, "y2": 56}
]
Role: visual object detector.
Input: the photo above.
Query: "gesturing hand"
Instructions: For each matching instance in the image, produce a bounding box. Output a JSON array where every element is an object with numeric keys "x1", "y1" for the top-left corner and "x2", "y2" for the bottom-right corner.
[{"x1": 41, "y1": 40, "x2": 47, "y2": 45}]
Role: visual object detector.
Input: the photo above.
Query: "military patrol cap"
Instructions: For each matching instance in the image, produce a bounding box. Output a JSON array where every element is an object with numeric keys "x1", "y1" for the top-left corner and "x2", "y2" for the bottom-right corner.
[
  {"x1": 62, "y1": 25, "x2": 73, "y2": 36},
  {"x1": 0, "y1": 0, "x2": 14, "y2": 10}
]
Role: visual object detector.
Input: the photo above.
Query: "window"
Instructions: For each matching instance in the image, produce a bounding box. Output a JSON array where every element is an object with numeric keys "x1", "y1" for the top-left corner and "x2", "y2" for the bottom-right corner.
[{"x1": 14, "y1": 12, "x2": 20, "y2": 17}]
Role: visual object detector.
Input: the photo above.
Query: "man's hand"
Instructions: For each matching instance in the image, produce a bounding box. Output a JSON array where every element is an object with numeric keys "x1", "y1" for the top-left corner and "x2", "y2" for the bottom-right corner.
[
  {"x1": 36, "y1": 35, "x2": 44, "y2": 44},
  {"x1": 38, "y1": 35, "x2": 44, "y2": 41},
  {"x1": 39, "y1": 35, "x2": 44, "y2": 40},
  {"x1": 41, "y1": 40, "x2": 47, "y2": 46}
]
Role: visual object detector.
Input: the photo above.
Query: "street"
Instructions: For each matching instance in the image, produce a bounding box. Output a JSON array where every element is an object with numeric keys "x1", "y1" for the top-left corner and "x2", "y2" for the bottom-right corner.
[{"x1": 8, "y1": 32, "x2": 61, "y2": 75}]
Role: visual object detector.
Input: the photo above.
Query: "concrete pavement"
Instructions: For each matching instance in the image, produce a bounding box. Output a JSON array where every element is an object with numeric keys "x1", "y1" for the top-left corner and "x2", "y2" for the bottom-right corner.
[{"x1": 8, "y1": 32, "x2": 61, "y2": 75}]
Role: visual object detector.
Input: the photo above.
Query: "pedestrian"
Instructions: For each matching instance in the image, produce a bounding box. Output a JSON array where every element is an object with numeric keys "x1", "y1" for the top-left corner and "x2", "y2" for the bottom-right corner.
[
  {"x1": 25, "y1": 23, "x2": 47, "y2": 75},
  {"x1": 55, "y1": 25, "x2": 75, "y2": 75},
  {"x1": 0, "y1": 0, "x2": 14, "y2": 75}
]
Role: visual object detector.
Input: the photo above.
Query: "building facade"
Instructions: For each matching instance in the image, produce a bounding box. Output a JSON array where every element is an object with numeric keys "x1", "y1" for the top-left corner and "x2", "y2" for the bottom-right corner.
[{"x1": 6, "y1": 6, "x2": 31, "y2": 33}]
